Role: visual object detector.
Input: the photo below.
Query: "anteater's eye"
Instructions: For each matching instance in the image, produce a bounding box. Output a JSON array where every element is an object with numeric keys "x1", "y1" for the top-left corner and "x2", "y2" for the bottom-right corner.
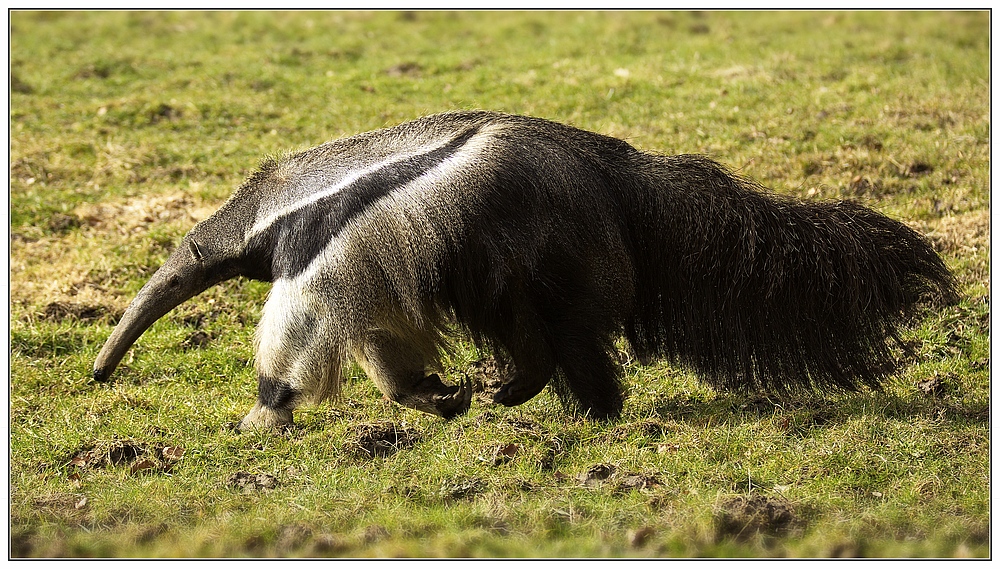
[{"x1": 188, "y1": 240, "x2": 204, "y2": 262}]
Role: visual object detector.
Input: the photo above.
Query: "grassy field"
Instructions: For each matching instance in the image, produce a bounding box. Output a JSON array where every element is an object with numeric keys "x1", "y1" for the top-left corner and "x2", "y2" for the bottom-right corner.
[{"x1": 8, "y1": 10, "x2": 990, "y2": 558}]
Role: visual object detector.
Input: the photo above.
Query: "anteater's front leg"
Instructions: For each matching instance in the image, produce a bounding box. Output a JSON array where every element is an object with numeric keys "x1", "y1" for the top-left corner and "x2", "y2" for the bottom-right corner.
[
  {"x1": 239, "y1": 281, "x2": 341, "y2": 431},
  {"x1": 352, "y1": 330, "x2": 472, "y2": 419}
]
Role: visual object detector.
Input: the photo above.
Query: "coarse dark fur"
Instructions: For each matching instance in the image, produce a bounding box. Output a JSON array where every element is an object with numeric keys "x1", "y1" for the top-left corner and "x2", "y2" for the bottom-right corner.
[{"x1": 93, "y1": 111, "x2": 957, "y2": 428}]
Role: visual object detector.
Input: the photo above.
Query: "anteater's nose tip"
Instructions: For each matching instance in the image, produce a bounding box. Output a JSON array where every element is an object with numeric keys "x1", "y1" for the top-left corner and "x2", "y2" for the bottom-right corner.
[{"x1": 93, "y1": 367, "x2": 110, "y2": 383}]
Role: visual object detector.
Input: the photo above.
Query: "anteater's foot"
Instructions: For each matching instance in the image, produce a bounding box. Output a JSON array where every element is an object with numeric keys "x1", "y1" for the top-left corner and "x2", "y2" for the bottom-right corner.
[
  {"x1": 492, "y1": 376, "x2": 548, "y2": 408},
  {"x1": 237, "y1": 402, "x2": 294, "y2": 432},
  {"x1": 399, "y1": 373, "x2": 473, "y2": 419}
]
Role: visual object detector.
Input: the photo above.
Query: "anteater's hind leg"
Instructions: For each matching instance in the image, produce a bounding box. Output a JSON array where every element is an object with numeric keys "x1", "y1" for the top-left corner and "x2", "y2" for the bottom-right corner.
[
  {"x1": 488, "y1": 257, "x2": 628, "y2": 415},
  {"x1": 554, "y1": 344, "x2": 624, "y2": 420},
  {"x1": 543, "y1": 293, "x2": 625, "y2": 419},
  {"x1": 491, "y1": 339, "x2": 558, "y2": 408},
  {"x1": 352, "y1": 330, "x2": 472, "y2": 419}
]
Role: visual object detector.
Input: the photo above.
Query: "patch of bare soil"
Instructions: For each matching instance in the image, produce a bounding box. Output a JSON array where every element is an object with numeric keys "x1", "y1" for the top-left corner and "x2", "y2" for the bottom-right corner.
[
  {"x1": 65, "y1": 439, "x2": 185, "y2": 475},
  {"x1": 11, "y1": 192, "x2": 218, "y2": 310},
  {"x1": 227, "y1": 471, "x2": 279, "y2": 494},
  {"x1": 41, "y1": 301, "x2": 113, "y2": 324},
  {"x1": 714, "y1": 494, "x2": 796, "y2": 542},
  {"x1": 575, "y1": 463, "x2": 616, "y2": 486},
  {"x1": 616, "y1": 473, "x2": 662, "y2": 493},
  {"x1": 181, "y1": 329, "x2": 214, "y2": 350},
  {"x1": 349, "y1": 422, "x2": 421, "y2": 458},
  {"x1": 553, "y1": 462, "x2": 662, "y2": 494},
  {"x1": 10, "y1": 235, "x2": 120, "y2": 310},
  {"x1": 73, "y1": 192, "x2": 217, "y2": 235},
  {"x1": 920, "y1": 210, "x2": 990, "y2": 256},
  {"x1": 916, "y1": 370, "x2": 953, "y2": 397}
]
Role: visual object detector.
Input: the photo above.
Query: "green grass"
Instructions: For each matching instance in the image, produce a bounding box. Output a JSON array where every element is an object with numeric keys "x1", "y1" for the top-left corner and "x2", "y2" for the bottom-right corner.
[{"x1": 9, "y1": 10, "x2": 990, "y2": 558}]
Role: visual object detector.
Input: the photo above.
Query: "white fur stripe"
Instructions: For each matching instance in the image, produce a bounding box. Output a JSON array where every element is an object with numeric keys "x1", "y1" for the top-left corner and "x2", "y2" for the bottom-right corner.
[
  {"x1": 292, "y1": 136, "x2": 483, "y2": 285},
  {"x1": 245, "y1": 138, "x2": 457, "y2": 242}
]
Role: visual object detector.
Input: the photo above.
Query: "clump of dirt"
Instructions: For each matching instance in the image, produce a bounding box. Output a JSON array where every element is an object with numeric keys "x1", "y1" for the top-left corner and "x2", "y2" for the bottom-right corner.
[
  {"x1": 628, "y1": 526, "x2": 656, "y2": 548},
  {"x1": 555, "y1": 463, "x2": 613, "y2": 486},
  {"x1": 576, "y1": 463, "x2": 616, "y2": 486},
  {"x1": 47, "y1": 213, "x2": 82, "y2": 234},
  {"x1": 275, "y1": 522, "x2": 316, "y2": 552},
  {"x1": 917, "y1": 371, "x2": 955, "y2": 397},
  {"x1": 309, "y1": 532, "x2": 350, "y2": 556},
  {"x1": 181, "y1": 330, "x2": 213, "y2": 350},
  {"x1": 349, "y1": 422, "x2": 420, "y2": 458},
  {"x1": 905, "y1": 161, "x2": 934, "y2": 176},
  {"x1": 714, "y1": 495, "x2": 796, "y2": 542},
  {"x1": 65, "y1": 439, "x2": 185, "y2": 474},
  {"x1": 617, "y1": 473, "x2": 662, "y2": 493},
  {"x1": 227, "y1": 471, "x2": 279, "y2": 494},
  {"x1": 42, "y1": 301, "x2": 109, "y2": 323},
  {"x1": 560, "y1": 463, "x2": 662, "y2": 493},
  {"x1": 10, "y1": 526, "x2": 36, "y2": 558},
  {"x1": 10, "y1": 72, "x2": 33, "y2": 94},
  {"x1": 437, "y1": 477, "x2": 486, "y2": 501},
  {"x1": 385, "y1": 61, "x2": 422, "y2": 77},
  {"x1": 466, "y1": 356, "x2": 509, "y2": 402}
]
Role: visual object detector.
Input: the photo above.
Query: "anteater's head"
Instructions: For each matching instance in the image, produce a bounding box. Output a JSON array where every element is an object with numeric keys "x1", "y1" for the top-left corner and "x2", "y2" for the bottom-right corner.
[{"x1": 92, "y1": 184, "x2": 270, "y2": 383}]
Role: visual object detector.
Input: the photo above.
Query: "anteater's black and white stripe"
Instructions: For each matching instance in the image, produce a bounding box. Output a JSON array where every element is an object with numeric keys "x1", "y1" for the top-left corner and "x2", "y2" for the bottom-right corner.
[{"x1": 92, "y1": 111, "x2": 956, "y2": 429}]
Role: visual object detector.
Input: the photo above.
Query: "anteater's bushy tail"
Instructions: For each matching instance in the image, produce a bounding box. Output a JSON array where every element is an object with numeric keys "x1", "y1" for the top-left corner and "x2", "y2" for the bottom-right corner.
[{"x1": 624, "y1": 154, "x2": 956, "y2": 393}]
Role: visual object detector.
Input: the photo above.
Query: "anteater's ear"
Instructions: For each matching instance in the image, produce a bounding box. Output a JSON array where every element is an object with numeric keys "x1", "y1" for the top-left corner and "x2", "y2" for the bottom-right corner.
[{"x1": 188, "y1": 240, "x2": 205, "y2": 263}]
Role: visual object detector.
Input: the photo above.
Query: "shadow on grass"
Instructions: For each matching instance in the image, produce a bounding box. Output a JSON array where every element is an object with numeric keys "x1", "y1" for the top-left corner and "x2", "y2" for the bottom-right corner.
[{"x1": 649, "y1": 389, "x2": 988, "y2": 430}]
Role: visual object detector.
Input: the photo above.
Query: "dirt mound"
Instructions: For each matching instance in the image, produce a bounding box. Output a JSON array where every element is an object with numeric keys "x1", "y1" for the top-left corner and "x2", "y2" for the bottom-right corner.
[
  {"x1": 715, "y1": 495, "x2": 796, "y2": 542},
  {"x1": 227, "y1": 471, "x2": 279, "y2": 494},
  {"x1": 42, "y1": 301, "x2": 111, "y2": 323},
  {"x1": 466, "y1": 356, "x2": 509, "y2": 402},
  {"x1": 349, "y1": 422, "x2": 421, "y2": 458},
  {"x1": 65, "y1": 439, "x2": 185, "y2": 475}
]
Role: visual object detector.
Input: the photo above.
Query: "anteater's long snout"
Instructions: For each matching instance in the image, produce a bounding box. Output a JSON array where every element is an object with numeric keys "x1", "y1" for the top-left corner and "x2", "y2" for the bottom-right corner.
[{"x1": 93, "y1": 242, "x2": 215, "y2": 382}]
